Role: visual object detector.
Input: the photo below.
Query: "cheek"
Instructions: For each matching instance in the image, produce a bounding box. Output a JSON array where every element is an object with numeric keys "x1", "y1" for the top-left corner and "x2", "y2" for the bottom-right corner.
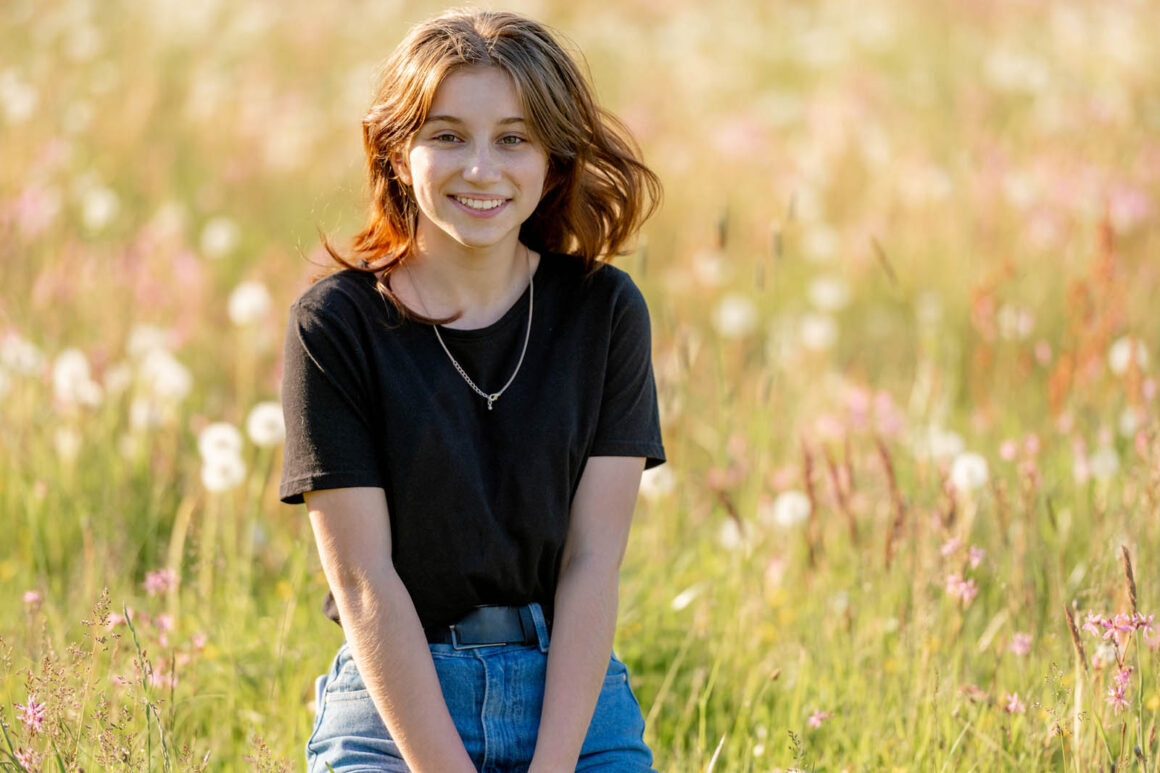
[{"x1": 406, "y1": 150, "x2": 439, "y2": 188}]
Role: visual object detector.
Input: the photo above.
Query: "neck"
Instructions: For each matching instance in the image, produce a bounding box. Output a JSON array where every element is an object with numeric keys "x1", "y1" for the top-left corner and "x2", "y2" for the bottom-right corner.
[{"x1": 402, "y1": 232, "x2": 535, "y2": 329}]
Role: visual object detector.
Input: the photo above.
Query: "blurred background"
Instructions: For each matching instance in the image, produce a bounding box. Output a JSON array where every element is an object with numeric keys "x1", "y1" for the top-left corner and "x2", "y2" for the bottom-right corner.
[{"x1": 2, "y1": 0, "x2": 1159, "y2": 769}]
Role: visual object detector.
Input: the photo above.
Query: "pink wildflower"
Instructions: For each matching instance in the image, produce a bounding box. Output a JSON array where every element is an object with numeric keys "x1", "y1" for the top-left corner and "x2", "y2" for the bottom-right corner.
[
  {"x1": 15, "y1": 694, "x2": 47, "y2": 735},
  {"x1": 1113, "y1": 667, "x2": 1133, "y2": 690},
  {"x1": 155, "y1": 613, "x2": 175, "y2": 633},
  {"x1": 958, "y1": 577, "x2": 979, "y2": 605},
  {"x1": 15, "y1": 747, "x2": 40, "y2": 768},
  {"x1": 807, "y1": 709, "x2": 833, "y2": 729},
  {"x1": 1004, "y1": 693, "x2": 1026, "y2": 714},
  {"x1": 1010, "y1": 632, "x2": 1032, "y2": 657},
  {"x1": 191, "y1": 631, "x2": 208, "y2": 651},
  {"x1": 1023, "y1": 434, "x2": 1040, "y2": 455},
  {"x1": 22, "y1": 590, "x2": 42, "y2": 609},
  {"x1": 945, "y1": 574, "x2": 978, "y2": 605},
  {"x1": 143, "y1": 568, "x2": 180, "y2": 596},
  {"x1": 999, "y1": 439, "x2": 1018, "y2": 461},
  {"x1": 968, "y1": 546, "x2": 985, "y2": 569},
  {"x1": 1134, "y1": 613, "x2": 1156, "y2": 637},
  {"x1": 106, "y1": 611, "x2": 127, "y2": 630},
  {"x1": 940, "y1": 537, "x2": 962, "y2": 557},
  {"x1": 1105, "y1": 684, "x2": 1130, "y2": 714},
  {"x1": 149, "y1": 670, "x2": 178, "y2": 689},
  {"x1": 1082, "y1": 611, "x2": 1104, "y2": 637},
  {"x1": 1103, "y1": 613, "x2": 1136, "y2": 647}
]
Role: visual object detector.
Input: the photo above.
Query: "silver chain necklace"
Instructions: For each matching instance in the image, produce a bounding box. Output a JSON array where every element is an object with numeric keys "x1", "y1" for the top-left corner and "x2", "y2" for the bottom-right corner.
[{"x1": 406, "y1": 247, "x2": 533, "y2": 411}]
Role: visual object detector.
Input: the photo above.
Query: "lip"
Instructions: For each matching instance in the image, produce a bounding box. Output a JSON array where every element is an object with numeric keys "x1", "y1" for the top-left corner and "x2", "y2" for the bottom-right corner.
[{"x1": 448, "y1": 194, "x2": 511, "y2": 218}]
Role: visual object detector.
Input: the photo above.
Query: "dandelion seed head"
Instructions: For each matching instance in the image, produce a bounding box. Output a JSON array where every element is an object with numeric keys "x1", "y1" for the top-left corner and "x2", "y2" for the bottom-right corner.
[
  {"x1": 139, "y1": 349, "x2": 192, "y2": 404},
  {"x1": 127, "y1": 324, "x2": 174, "y2": 360},
  {"x1": 198, "y1": 421, "x2": 243, "y2": 461},
  {"x1": 717, "y1": 518, "x2": 745, "y2": 550},
  {"x1": 228, "y1": 280, "x2": 273, "y2": 327},
  {"x1": 0, "y1": 70, "x2": 39, "y2": 123},
  {"x1": 200, "y1": 452, "x2": 246, "y2": 493},
  {"x1": 1109, "y1": 336, "x2": 1148, "y2": 376},
  {"x1": 799, "y1": 312, "x2": 838, "y2": 352},
  {"x1": 81, "y1": 186, "x2": 120, "y2": 231},
  {"x1": 52, "y1": 360, "x2": 102, "y2": 409},
  {"x1": 1, "y1": 332, "x2": 43, "y2": 375},
  {"x1": 996, "y1": 304, "x2": 1034, "y2": 341},
  {"x1": 762, "y1": 490, "x2": 811, "y2": 528},
  {"x1": 200, "y1": 216, "x2": 240, "y2": 259},
  {"x1": 713, "y1": 294, "x2": 758, "y2": 339},
  {"x1": 245, "y1": 401, "x2": 285, "y2": 446},
  {"x1": 807, "y1": 276, "x2": 850, "y2": 312},
  {"x1": 949, "y1": 452, "x2": 989, "y2": 493}
]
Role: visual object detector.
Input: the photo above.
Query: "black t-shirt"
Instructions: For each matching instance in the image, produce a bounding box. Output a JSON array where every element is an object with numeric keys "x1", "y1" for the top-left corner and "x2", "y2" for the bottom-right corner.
[{"x1": 279, "y1": 252, "x2": 665, "y2": 629}]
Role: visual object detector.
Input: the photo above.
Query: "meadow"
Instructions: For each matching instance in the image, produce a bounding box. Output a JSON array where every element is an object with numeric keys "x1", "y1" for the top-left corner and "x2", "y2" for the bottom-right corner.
[{"x1": 2, "y1": 0, "x2": 1159, "y2": 769}]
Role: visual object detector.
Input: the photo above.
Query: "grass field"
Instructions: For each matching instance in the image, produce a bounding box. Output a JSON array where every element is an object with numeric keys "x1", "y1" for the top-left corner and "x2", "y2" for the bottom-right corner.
[{"x1": 3, "y1": 0, "x2": 1160, "y2": 769}]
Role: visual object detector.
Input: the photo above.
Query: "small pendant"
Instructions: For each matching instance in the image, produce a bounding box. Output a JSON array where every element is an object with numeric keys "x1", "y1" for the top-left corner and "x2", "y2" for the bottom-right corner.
[{"x1": 487, "y1": 394, "x2": 498, "y2": 411}]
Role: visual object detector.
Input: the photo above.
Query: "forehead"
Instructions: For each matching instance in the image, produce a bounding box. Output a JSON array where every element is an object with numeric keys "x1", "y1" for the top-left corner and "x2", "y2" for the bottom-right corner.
[{"x1": 425, "y1": 65, "x2": 524, "y2": 122}]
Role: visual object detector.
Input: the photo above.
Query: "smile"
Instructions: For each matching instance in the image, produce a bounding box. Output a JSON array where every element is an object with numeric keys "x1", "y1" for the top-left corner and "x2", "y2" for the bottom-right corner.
[{"x1": 451, "y1": 195, "x2": 509, "y2": 212}]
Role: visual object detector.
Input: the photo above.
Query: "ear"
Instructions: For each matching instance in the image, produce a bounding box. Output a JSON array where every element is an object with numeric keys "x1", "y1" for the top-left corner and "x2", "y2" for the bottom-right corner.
[{"x1": 390, "y1": 149, "x2": 412, "y2": 187}]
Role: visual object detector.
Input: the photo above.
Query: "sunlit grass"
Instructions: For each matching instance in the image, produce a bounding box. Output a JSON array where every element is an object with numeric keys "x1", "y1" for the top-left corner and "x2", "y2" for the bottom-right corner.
[{"x1": 3, "y1": 0, "x2": 1160, "y2": 769}]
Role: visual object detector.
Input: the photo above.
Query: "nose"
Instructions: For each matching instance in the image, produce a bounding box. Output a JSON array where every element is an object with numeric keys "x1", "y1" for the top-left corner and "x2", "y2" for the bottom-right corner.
[{"x1": 463, "y1": 144, "x2": 503, "y2": 185}]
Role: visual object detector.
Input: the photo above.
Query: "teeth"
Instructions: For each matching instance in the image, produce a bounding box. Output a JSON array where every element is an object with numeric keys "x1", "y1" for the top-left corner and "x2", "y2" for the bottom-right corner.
[{"x1": 455, "y1": 196, "x2": 505, "y2": 211}]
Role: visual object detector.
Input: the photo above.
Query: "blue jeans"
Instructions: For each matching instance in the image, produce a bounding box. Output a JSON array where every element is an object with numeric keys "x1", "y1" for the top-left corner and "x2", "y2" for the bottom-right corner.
[{"x1": 306, "y1": 604, "x2": 655, "y2": 772}]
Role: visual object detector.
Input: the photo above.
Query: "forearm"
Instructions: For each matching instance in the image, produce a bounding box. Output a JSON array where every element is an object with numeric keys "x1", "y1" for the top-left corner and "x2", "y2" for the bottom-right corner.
[
  {"x1": 332, "y1": 568, "x2": 477, "y2": 773},
  {"x1": 530, "y1": 554, "x2": 620, "y2": 772}
]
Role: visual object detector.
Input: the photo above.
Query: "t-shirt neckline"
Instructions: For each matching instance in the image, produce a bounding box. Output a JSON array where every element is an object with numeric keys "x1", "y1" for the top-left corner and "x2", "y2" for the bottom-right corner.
[{"x1": 432, "y1": 253, "x2": 550, "y2": 342}]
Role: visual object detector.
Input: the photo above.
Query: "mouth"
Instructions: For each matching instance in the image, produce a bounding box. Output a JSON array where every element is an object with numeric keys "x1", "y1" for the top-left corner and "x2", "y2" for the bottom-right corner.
[{"x1": 450, "y1": 195, "x2": 510, "y2": 214}]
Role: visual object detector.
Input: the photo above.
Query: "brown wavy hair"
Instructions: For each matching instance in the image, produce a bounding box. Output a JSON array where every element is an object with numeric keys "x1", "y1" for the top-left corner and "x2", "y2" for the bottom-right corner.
[{"x1": 320, "y1": 9, "x2": 661, "y2": 320}]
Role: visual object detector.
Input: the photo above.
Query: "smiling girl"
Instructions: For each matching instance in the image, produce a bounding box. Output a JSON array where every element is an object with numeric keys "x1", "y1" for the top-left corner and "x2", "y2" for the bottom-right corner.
[{"x1": 280, "y1": 10, "x2": 664, "y2": 772}]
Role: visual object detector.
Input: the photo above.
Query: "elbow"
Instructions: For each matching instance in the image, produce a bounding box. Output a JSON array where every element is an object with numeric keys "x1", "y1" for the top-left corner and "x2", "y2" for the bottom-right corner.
[
  {"x1": 558, "y1": 548, "x2": 623, "y2": 585},
  {"x1": 327, "y1": 562, "x2": 399, "y2": 620}
]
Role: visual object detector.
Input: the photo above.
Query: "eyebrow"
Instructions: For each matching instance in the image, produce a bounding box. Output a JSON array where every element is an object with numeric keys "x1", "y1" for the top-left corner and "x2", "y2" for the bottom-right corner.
[{"x1": 424, "y1": 115, "x2": 527, "y2": 126}]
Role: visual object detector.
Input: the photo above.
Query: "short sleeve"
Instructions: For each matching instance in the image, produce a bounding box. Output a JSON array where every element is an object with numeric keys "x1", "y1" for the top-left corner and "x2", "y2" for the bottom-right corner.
[
  {"x1": 279, "y1": 298, "x2": 384, "y2": 505},
  {"x1": 589, "y1": 275, "x2": 666, "y2": 469}
]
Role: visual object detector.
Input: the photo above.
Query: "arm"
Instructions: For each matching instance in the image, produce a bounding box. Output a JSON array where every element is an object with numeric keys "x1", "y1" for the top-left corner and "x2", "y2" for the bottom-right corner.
[
  {"x1": 528, "y1": 456, "x2": 646, "y2": 772},
  {"x1": 306, "y1": 487, "x2": 477, "y2": 773}
]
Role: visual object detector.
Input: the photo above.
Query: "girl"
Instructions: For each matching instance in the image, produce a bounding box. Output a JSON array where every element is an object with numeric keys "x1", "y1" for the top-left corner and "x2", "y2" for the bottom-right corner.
[{"x1": 280, "y1": 9, "x2": 664, "y2": 771}]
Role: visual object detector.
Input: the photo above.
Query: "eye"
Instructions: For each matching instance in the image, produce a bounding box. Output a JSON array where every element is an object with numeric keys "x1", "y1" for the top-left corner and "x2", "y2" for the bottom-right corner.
[
  {"x1": 433, "y1": 133, "x2": 461, "y2": 143},
  {"x1": 499, "y1": 135, "x2": 526, "y2": 146}
]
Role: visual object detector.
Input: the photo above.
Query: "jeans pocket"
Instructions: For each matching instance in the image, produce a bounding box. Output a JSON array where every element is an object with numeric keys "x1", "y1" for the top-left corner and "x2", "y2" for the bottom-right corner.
[{"x1": 323, "y1": 652, "x2": 370, "y2": 702}]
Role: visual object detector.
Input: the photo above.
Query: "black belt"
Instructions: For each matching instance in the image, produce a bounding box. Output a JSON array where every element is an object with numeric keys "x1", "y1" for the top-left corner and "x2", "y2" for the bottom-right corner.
[{"x1": 425, "y1": 604, "x2": 543, "y2": 649}]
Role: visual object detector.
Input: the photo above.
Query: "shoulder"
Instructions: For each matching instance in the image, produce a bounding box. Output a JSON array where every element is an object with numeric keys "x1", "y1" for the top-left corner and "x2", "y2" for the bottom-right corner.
[
  {"x1": 289, "y1": 269, "x2": 388, "y2": 329},
  {"x1": 541, "y1": 252, "x2": 649, "y2": 312}
]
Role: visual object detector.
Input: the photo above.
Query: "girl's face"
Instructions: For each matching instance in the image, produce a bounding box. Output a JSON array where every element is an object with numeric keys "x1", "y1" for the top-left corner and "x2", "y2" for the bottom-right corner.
[{"x1": 393, "y1": 66, "x2": 549, "y2": 256}]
